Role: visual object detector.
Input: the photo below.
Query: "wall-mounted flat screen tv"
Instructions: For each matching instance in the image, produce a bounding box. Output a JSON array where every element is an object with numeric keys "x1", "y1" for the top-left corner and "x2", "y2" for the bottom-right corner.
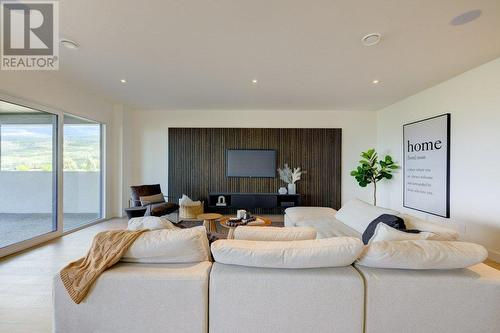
[{"x1": 226, "y1": 149, "x2": 276, "y2": 178}]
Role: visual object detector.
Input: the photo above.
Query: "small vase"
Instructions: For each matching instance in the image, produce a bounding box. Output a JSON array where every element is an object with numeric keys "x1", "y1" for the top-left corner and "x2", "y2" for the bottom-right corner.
[
  {"x1": 287, "y1": 183, "x2": 296, "y2": 195},
  {"x1": 278, "y1": 187, "x2": 287, "y2": 195}
]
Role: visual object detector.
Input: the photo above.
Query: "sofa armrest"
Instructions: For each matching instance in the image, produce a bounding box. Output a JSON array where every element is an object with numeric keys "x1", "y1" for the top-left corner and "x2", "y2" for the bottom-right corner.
[{"x1": 283, "y1": 213, "x2": 297, "y2": 227}]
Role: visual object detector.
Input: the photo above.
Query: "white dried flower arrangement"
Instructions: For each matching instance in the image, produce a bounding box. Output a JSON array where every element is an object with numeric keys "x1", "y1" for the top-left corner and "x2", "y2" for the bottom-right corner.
[{"x1": 277, "y1": 164, "x2": 305, "y2": 184}]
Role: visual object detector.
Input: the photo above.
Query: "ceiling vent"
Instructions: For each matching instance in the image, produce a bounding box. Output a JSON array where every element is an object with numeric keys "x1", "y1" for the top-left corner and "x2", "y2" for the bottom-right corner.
[{"x1": 451, "y1": 9, "x2": 482, "y2": 26}]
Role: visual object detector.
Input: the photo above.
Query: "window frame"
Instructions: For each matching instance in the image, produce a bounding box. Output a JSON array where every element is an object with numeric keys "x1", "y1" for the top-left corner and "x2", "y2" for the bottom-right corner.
[{"x1": 0, "y1": 94, "x2": 107, "y2": 258}]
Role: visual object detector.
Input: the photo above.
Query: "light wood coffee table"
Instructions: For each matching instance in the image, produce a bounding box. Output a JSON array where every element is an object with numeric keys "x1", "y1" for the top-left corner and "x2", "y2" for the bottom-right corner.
[
  {"x1": 197, "y1": 213, "x2": 223, "y2": 233},
  {"x1": 219, "y1": 216, "x2": 272, "y2": 239}
]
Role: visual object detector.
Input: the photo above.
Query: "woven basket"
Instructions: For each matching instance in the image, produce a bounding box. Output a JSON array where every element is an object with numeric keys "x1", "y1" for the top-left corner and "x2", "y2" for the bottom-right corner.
[{"x1": 179, "y1": 201, "x2": 204, "y2": 219}]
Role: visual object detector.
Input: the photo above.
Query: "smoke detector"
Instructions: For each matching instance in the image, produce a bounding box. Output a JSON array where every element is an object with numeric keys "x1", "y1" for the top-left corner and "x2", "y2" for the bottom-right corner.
[
  {"x1": 362, "y1": 33, "x2": 381, "y2": 46},
  {"x1": 60, "y1": 39, "x2": 79, "y2": 50}
]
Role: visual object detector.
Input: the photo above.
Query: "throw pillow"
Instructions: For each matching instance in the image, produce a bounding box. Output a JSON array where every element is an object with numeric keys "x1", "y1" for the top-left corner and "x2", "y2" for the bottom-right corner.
[
  {"x1": 362, "y1": 214, "x2": 407, "y2": 244},
  {"x1": 127, "y1": 216, "x2": 177, "y2": 231},
  {"x1": 122, "y1": 226, "x2": 211, "y2": 263},
  {"x1": 368, "y1": 223, "x2": 435, "y2": 244},
  {"x1": 356, "y1": 240, "x2": 488, "y2": 269},
  {"x1": 211, "y1": 237, "x2": 364, "y2": 269},
  {"x1": 179, "y1": 194, "x2": 202, "y2": 207},
  {"x1": 139, "y1": 193, "x2": 165, "y2": 206}
]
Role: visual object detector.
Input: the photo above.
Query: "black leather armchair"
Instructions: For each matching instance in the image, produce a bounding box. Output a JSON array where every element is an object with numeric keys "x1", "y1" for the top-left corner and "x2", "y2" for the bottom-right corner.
[{"x1": 130, "y1": 184, "x2": 179, "y2": 219}]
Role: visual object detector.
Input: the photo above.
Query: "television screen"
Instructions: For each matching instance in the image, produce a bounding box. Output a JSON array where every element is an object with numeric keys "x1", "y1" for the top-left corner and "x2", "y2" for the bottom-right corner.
[{"x1": 226, "y1": 149, "x2": 276, "y2": 178}]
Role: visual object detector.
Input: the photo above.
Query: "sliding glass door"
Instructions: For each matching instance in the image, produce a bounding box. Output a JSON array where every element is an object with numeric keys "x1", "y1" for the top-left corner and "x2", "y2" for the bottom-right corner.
[
  {"x1": 0, "y1": 99, "x2": 105, "y2": 256},
  {"x1": 0, "y1": 101, "x2": 58, "y2": 249},
  {"x1": 63, "y1": 115, "x2": 103, "y2": 231}
]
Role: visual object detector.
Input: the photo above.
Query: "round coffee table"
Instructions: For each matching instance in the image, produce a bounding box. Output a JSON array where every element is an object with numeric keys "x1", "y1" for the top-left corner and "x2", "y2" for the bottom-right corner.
[
  {"x1": 219, "y1": 216, "x2": 272, "y2": 239},
  {"x1": 197, "y1": 213, "x2": 223, "y2": 233}
]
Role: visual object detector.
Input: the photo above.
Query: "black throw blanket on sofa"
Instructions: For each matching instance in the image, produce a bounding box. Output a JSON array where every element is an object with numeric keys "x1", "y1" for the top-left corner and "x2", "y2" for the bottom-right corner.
[{"x1": 362, "y1": 214, "x2": 420, "y2": 245}]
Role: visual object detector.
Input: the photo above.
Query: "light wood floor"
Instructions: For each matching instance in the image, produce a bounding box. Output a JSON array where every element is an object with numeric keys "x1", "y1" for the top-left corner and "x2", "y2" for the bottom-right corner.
[
  {"x1": 0, "y1": 218, "x2": 128, "y2": 333},
  {"x1": 0, "y1": 217, "x2": 498, "y2": 333}
]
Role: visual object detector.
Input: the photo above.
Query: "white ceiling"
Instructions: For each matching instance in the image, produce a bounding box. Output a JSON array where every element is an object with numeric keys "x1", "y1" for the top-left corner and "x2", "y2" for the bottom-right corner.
[
  {"x1": 0, "y1": 101, "x2": 39, "y2": 114},
  {"x1": 57, "y1": 0, "x2": 500, "y2": 111}
]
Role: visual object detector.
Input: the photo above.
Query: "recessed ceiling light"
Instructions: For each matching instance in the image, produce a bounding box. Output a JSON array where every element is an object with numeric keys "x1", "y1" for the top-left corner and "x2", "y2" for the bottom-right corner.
[
  {"x1": 120, "y1": 79, "x2": 127, "y2": 83},
  {"x1": 451, "y1": 9, "x2": 482, "y2": 26},
  {"x1": 372, "y1": 80, "x2": 380, "y2": 84},
  {"x1": 252, "y1": 79, "x2": 258, "y2": 84},
  {"x1": 362, "y1": 33, "x2": 381, "y2": 46},
  {"x1": 60, "y1": 39, "x2": 79, "y2": 50}
]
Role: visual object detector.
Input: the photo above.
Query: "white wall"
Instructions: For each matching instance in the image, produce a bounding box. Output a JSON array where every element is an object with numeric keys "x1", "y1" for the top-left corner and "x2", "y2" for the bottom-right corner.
[
  {"x1": 377, "y1": 57, "x2": 500, "y2": 261},
  {"x1": 0, "y1": 71, "x2": 122, "y2": 218},
  {"x1": 122, "y1": 109, "x2": 378, "y2": 211}
]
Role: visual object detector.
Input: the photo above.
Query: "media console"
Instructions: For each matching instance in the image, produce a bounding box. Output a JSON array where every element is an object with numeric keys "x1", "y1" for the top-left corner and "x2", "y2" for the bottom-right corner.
[{"x1": 208, "y1": 193, "x2": 301, "y2": 211}]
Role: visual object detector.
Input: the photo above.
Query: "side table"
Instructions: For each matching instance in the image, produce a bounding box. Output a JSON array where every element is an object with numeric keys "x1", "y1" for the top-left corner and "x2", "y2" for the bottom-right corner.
[{"x1": 197, "y1": 213, "x2": 222, "y2": 233}]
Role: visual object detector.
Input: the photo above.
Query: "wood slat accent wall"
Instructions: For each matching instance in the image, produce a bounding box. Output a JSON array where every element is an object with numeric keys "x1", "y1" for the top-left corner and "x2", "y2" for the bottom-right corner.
[{"x1": 168, "y1": 128, "x2": 342, "y2": 212}]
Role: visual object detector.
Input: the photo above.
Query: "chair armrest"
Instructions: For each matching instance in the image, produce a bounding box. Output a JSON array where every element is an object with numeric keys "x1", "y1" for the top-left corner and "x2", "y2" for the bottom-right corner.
[{"x1": 130, "y1": 198, "x2": 157, "y2": 208}]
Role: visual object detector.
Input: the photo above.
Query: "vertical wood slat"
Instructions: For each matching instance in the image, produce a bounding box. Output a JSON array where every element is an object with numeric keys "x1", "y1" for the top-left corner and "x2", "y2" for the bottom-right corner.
[{"x1": 168, "y1": 128, "x2": 342, "y2": 211}]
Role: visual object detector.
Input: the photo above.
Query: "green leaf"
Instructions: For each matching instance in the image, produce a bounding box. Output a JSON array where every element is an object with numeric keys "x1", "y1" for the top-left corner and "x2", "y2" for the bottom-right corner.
[{"x1": 353, "y1": 149, "x2": 398, "y2": 188}]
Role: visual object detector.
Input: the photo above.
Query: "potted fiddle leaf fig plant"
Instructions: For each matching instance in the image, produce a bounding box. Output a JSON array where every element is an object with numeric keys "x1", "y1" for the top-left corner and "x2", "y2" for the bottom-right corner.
[{"x1": 350, "y1": 149, "x2": 399, "y2": 206}]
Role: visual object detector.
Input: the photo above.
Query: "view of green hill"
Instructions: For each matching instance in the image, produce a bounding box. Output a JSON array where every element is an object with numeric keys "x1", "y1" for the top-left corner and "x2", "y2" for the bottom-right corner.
[{"x1": 0, "y1": 124, "x2": 100, "y2": 171}]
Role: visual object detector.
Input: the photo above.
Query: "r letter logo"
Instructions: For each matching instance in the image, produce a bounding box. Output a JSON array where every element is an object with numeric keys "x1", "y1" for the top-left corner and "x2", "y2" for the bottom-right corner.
[{"x1": 1, "y1": 1, "x2": 59, "y2": 70}]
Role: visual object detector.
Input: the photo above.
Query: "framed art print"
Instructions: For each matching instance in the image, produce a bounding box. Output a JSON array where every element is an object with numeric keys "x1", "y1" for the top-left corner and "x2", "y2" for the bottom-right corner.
[{"x1": 403, "y1": 114, "x2": 450, "y2": 218}]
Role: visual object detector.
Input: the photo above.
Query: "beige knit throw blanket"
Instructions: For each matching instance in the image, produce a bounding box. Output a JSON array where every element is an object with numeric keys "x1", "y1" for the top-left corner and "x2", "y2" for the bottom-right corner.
[{"x1": 60, "y1": 229, "x2": 147, "y2": 304}]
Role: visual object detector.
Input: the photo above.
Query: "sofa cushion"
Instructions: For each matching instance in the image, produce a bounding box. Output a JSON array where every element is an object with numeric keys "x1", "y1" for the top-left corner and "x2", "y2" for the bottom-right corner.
[
  {"x1": 335, "y1": 199, "x2": 400, "y2": 233},
  {"x1": 122, "y1": 226, "x2": 211, "y2": 263},
  {"x1": 285, "y1": 206, "x2": 338, "y2": 221},
  {"x1": 401, "y1": 214, "x2": 459, "y2": 240},
  {"x1": 356, "y1": 240, "x2": 488, "y2": 269},
  {"x1": 211, "y1": 237, "x2": 364, "y2": 269},
  {"x1": 127, "y1": 216, "x2": 177, "y2": 231},
  {"x1": 234, "y1": 226, "x2": 316, "y2": 241},
  {"x1": 284, "y1": 207, "x2": 360, "y2": 238},
  {"x1": 368, "y1": 223, "x2": 435, "y2": 244},
  {"x1": 209, "y1": 263, "x2": 364, "y2": 333}
]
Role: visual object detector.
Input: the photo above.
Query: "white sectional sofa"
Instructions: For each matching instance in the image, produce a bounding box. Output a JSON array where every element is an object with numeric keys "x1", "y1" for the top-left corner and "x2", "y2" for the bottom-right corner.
[
  {"x1": 53, "y1": 262, "x2": 212, "y2": 333},
  {"x1": 53, "y1": 226, "x2": 213, "y2": 333},
  {"x1": 285, "y1": 199, "x2": 500, "y2": 333},
  {"x1": 284, "y1": 199, "x2": 460, "y2": 240},
  {"x1": 53, "y1": 205, "x2": 500, "y2": 333}
]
